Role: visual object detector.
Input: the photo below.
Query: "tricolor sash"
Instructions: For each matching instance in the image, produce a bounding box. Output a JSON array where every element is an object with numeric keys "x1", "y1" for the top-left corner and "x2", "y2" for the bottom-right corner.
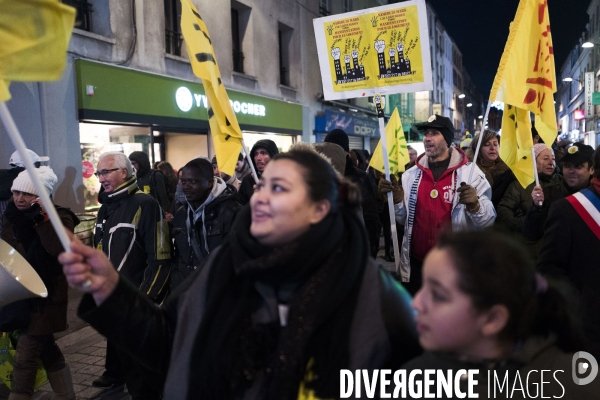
[{"x1": 566, "y1": 189, "x2": 600, "y2": 241}]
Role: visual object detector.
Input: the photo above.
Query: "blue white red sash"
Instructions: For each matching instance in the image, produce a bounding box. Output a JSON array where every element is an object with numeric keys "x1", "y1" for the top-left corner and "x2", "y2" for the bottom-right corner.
[{"x1": 566, "y1": 189, "x2": 600, "y2": 241}]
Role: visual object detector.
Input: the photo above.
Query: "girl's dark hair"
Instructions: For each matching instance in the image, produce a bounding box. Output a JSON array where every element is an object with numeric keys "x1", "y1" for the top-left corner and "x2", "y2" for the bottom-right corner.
[
  {"x1": 272, "y1": 149, "x2": 361, "y2": 211},
  {"x1": 436, "y1": 230, "x2": 584, "y2": 352},
  {"x1": 157, "y1": 161, "x2": 177, "y2": 180}
]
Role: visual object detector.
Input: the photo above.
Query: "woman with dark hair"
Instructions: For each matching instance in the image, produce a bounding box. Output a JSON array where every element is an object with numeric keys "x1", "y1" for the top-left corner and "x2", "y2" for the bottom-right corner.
[
  {"x1": 404, "y1": 230, "x2": 597, "y2": 398},
  {"x1": 156, "y1": 161, "x2": 178, "y2": 210},
  {"x1": 58, "y1": 147, "x2": 420, "y2": 399},
  {"x1": 468, "y1": 130, "x2": 514, "y2": 207}
]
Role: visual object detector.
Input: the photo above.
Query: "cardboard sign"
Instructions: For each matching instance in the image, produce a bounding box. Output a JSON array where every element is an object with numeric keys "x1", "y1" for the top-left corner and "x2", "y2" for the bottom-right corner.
[{"x1": 313, "y1": 0, "x2": 432, "y2": 100}]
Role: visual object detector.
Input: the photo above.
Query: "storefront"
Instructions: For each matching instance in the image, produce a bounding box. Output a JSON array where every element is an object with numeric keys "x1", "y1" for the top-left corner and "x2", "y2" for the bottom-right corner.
[
  {"x1": 314, "y1": 110, "x2": 380, "y2": 151},
  {"x1": 75, "y1": 60, "x2": 302, "y2": 209}
]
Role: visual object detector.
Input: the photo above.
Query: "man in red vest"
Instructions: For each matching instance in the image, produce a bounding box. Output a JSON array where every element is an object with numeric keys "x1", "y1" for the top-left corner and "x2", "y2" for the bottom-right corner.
[{"x1": 380, "y1": 115, "x2": 495, "y2": 295}]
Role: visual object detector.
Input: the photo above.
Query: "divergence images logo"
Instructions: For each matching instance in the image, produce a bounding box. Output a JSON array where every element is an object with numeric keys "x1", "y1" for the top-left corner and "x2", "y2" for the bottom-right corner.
[
  {"x1": 176, "y1": 87, "x2": 193, "y2": 112},
  {"x1": 572, "y1": 351, "x2": 598, "y2": 385}
]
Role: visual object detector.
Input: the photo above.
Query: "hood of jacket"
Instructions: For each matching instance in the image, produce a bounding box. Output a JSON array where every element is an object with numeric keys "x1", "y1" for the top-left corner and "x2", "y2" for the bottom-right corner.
[
  {"x1": 128, "y1": 151, "x2": 151, "y2": 178},
  {"x1": 250, "y1": 140, "x2": 279, "y2": 176}
]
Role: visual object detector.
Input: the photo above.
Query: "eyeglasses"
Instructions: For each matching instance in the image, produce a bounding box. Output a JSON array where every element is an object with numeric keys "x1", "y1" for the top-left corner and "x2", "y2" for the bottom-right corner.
[{"x1": 94, "y1": 168, "x2": 121, "y2": 178}]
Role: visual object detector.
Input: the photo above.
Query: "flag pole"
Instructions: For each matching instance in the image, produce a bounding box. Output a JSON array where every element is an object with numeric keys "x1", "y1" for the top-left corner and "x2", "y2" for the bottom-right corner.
[
  {"x1": 374, "y1": 95, "x2": 400, "y2": 274},
  {"x1": 0, "y1": 102, "x2": 71, "y2": 252},
  {"x1": 467, "y1": 101, "x2": 492, "y2": 185},
  {"x1": 241, "y1": 139, "x2": 259, "y2": 184},
  {"x1": 531, "y1": 146, "x2": 542, "y2": 206}
]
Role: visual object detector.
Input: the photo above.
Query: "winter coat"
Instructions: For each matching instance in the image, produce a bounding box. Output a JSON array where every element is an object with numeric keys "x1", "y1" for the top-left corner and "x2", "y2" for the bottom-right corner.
[
  {"x1": 496, "y1": 173, "x2": 564, "y2": 233},
  {"x1": 129, "y1": 151, "x2": 170, "y2": 213},
  {"x1": 1, "y1": 201, "x2": 78, "y2": 335},
  {"x1": 0, "y1": 167, "x2": 24, "y2": 237},
  {"x1": 537, "y1": 185, "x2": 600, "y2": 356},
  {"x1": 237, "y1": 140, "x2": 279, "y2": 205},
  {"x1": 394, "y1": 148, "x2": 495, "y2": 282},
  {"x1": 171, "y1": 180, "x2": 241, "y2": 289},
  {"x1": 94, "y1": 176, "x2": 171, "y2": 300},
  {"x1": 402, "y1": 336, "x2": 600, "y2": 399}
]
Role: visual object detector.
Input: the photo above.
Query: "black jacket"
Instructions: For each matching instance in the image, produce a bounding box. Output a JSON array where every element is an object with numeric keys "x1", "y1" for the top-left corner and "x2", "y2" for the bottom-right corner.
[
  {"x1": 171, "y1": 183, "x2": 241, "y2": 289},
  {"x1": 129, "y1": 151, "x2": 170, "y2": 213},
  {"x1": 537, "y1": 185, "x2": 600, "y2": 355},
  {"x1": 0, "y1": 167, "x2": 23, "y2": 200},
  {"x1": 94, "y1": 177, "x2": 171, "y2": 300}
]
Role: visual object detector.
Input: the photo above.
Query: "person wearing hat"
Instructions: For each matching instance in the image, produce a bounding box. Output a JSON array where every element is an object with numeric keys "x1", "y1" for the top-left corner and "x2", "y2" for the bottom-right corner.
[
  {"x1": 380, "y1": 114, "x2": 495, "y2": 294},
  {"x1": 0, "y1": 150, "x2": 48, "y2": 237},
  {"x1": 128, "y1": 151, "x2": 172, "y2": 222},
  {"x1": 238, "y1": 139, "x2": 279, "y2": 205},
  {"x1": 1, "y1": 167, "x2": 79, "y2": 400},
  {"x1": 538, "y1": 144, "x2": 600, "y2": 358},
  {"x1": 523, "y1": 143, "x2": 595, "y2": 248},
  {"x1": 211, "y1": 156, "x2": 241, "y2": 191},
  {"x1": 324, "y1": 129, "x2": 381, "y2": 258}
]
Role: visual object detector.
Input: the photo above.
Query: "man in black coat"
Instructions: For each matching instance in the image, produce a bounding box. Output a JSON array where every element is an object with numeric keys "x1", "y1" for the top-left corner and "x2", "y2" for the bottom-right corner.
[
  {"x1": 237, "y1": 140, "x2": 279, "y2": 205},
  {"x1": 171, "y1": 158, "x2": 241, "y2": 289},
  {"x1": 129, "y1": 151, "x2": 172, "y2": 221},
  {"x1": 324, "y1": 129, "x2": 381, "y2": 258},
  {"x1": 538, "y1": 145, "x2": 600, "y2": 358}
]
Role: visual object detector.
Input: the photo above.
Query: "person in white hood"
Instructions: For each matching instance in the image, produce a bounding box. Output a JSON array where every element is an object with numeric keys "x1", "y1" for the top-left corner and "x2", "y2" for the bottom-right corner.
[{"x1": 171, "y1": 158, "x2": 241, "y2": 289}]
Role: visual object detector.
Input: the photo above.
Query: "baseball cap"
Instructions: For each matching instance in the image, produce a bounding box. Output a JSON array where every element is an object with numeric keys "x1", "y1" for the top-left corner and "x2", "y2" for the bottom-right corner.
[
  {"x1": 560, "y1": 143, "x2": 594, "y2": 165},
  {"x1": 9, "y1": 149, "x2": 49, "y2": 168},
  {"x1": 414, "y1": 115, "x2": 455, "y2": 146}
]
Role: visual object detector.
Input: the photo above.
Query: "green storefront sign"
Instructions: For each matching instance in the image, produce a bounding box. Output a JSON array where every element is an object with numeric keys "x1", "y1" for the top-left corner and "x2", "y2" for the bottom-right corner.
[
  {"x1": 75, "y1": 60, "x2": 302, "y2": 134},
  {"x1": 593, "y1": 92, "x2": 600, "y2": 106}
]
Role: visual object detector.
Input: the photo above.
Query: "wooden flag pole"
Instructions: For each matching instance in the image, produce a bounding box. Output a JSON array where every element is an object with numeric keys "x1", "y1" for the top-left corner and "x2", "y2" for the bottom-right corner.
[
  {"x1": 531, "y1": 147, "x2": 542, "y2": 206},
  {"x1": 241, "y1": 139, "x2": 259, "y2": 184},
  {"x1": 467, "y1": 101, "x2": 492, "y2": 185},
  {"x1": 374, "y1": 95, "x2": 400, "y2": 274},
  {"x1": 0, "y1": 102, "x2": 71, "y2": 253}
]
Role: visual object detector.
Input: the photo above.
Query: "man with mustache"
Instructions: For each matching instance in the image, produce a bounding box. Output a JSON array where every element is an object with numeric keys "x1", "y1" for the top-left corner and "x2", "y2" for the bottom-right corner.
[{"x1": 238, "y1": 140, "x2": 279, "y2": 205}]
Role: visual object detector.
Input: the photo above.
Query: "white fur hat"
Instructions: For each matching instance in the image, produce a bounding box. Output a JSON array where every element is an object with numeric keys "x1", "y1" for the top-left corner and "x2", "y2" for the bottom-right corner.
[{"x1": 11, "y1": 166, "x2": 57, "y2": 196}]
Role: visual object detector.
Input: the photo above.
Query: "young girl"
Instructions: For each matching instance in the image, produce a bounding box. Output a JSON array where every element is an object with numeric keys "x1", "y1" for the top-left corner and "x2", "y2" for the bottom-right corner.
[{"x1": 404, "y1": 230, "x2": 599, "y2": 399}]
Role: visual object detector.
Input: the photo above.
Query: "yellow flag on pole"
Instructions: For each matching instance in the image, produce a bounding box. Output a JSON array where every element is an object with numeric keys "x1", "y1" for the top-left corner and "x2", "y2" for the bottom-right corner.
[
  {"x1": 0, "y1": 0, "x2": 76, "y2": 102},
  {"x1": 180, "y1": 0, "x2": 243, "y2": 176},
  {"x1": 490, "y1": 0, "x2": 558, "y2": 188},
  {"x1": 370, "y1": 108, "x2": 410, "y2": 174}
]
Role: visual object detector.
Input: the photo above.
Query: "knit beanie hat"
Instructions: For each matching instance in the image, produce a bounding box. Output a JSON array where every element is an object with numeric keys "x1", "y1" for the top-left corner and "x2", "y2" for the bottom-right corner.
[
  {"x1": 324, "y1": 129, "x2": 350, "y2": 153},
  {"x1": 11, "y1": 166, "x2": 57, "y2": 196},
  {"x1": 533, "y1": 143, "x2": 553, "y2": 159}
]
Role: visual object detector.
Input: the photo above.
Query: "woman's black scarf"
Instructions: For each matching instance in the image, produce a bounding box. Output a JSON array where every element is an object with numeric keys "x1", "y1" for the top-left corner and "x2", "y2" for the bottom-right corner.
[{"x1": 190, "y1": 205, "x2": 369, "y2": 399}]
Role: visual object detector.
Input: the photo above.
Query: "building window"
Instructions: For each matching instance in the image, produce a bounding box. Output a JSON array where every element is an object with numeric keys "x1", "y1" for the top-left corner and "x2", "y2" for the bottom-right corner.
[
  {"x1": 279, "y1": 24, "x2": 293, "y2": 86},
  {"x1": 62, "y1": 0, "x2": 93, "y2": 32},
  {"x1": 164, "y1": 0, "x2": 183, "y2": 56},
  {"x1": 320, "y1": 0, "x2": 330, "y2": 16},
  {"x1": 231, "y1": 9, "x2": 244, "y2": 73},
  {"x1": 343, "y1": 0, "x2": 352, "y2": 12}
]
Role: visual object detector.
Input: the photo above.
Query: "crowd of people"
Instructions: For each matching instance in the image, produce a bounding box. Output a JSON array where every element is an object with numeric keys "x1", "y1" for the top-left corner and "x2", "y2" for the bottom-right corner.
[{"x1": 0, "y1": 115, "x2": 599, "y2": 398}]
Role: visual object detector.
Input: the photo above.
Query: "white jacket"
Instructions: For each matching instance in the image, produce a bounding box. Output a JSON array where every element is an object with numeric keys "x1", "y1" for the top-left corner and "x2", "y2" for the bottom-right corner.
[{"x1": 394, "y1": 148, "x2": 496, "y2": 282}]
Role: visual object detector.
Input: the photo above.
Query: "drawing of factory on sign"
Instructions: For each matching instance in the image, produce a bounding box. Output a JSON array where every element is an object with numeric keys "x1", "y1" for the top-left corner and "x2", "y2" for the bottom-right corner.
[
  {"x1": 375, "y1": 41, "x2": 414, "y2": 79},
  {"x1": 331, "y1": 48, "x2": 367, "y2": 85}
]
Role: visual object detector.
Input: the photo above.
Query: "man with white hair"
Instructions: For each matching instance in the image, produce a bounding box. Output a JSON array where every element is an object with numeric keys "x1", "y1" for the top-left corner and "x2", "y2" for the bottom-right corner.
[{"x1": 91, "y1": 151, "x2": 170, "y2": 399}]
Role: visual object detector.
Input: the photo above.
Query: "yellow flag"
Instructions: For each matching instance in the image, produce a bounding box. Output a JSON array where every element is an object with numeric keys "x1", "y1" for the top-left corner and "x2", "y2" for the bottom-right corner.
[
  {"x1": 180, "y1": 0, "x2": 243, "y2": 176},
  {"x1": 0, "y1": 0, "x2": 76, "y2": 102},
  {"x1": 370, "y1": 108, "x2": 410, "y2": 175},
  {"x1": 490, "y1": 0, "x2": 558, "y2": 187}
]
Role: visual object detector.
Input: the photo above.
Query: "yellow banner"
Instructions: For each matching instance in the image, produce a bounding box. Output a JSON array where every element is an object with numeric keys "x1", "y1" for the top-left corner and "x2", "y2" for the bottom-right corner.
[
  {"x1": 500, "y1": 105, "x2": 535, "y2": 188},
  {"x1": 0, "y1": 0, "x2": 75, "y2": 102},
  {"x1": 490, "y1": 0, "x2": 557, "y2": 145},
  {"x1": 314, "y1": 0, "x2": 431, "y2": 100},
  {"x1": 180, "y1": 0, "x2": 242, "y2": 176},
  {"x1": 370, "y1": 108, "x2": 410, "y2": 174}
]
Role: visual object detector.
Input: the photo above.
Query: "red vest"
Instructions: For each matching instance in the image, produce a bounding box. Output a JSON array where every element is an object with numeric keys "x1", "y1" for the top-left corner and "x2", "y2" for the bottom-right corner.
[{"x1": 411, "y1": 159, "x2": 464, "y2": 261}]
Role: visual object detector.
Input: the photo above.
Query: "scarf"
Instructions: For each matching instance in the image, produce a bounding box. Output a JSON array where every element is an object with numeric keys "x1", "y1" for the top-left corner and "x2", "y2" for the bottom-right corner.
[
  {"x1": 190, "y1": 204, "x2": 368, "y2": 400},
  {"x1": 477, "y1": 157, "x2": 510, "y2": 188}
]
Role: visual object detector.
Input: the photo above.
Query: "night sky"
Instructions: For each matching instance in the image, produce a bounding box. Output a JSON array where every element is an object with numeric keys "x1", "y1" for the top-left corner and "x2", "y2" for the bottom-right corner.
[{"x1": 425, "y1": 0, "x2": 590, "y2": 96}]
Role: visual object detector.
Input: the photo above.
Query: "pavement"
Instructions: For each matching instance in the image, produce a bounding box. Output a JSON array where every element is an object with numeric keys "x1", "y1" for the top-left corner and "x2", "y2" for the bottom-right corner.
[{"x1": 0, "y1": 239, "x2": 398, "y2": 399}]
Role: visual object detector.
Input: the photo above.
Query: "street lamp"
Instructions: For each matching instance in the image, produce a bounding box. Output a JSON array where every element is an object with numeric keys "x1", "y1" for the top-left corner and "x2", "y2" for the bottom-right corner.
[
  {"x1": 458, "y1": 94, "x2": 465, "y2": 99},
  {"x1": 466, "y1": 103, "x2": 472, "y2": 107},
  {"x1": 582, "y1": 42, "x2": 595, "y2": 48}
]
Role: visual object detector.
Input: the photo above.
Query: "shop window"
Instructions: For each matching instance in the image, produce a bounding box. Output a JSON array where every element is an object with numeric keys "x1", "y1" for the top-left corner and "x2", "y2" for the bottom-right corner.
[
  {"x1": 164, "y1": 0, "x2": 183, "y2": 56},
  {"x1": 279, "y1": 23, "x2": 293, "y2": 86},
  {"x1": 62, "y1": 0, "x2": 93, "y2": 32}
]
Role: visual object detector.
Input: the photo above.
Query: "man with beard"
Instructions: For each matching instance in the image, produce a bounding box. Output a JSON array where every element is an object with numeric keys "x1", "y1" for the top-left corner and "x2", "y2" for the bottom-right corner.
[
  {"x1": 92, "y1": 151, "x2": 171, "y2": 399},
  {"x1": 237, "y1": 140, "x2": 279, "y2": 205},
  {"x1": 171, "y1": 158, "x2": 241, "y2": 288},
  {"x1": 380, "y1": 115, "x2": 495, "y2": 294}
]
